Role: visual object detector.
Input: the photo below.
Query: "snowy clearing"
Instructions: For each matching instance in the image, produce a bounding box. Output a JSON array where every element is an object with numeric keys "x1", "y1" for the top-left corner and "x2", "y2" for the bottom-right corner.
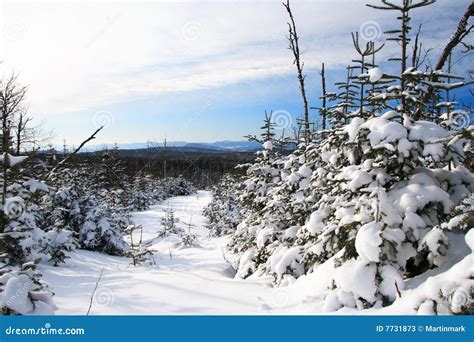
[
  {"x1": 39, "y1": 191, "x2": 471, "y2": 315},
  {"x1": 40, "y1": 191, "x2": 275, "y2": 315}
]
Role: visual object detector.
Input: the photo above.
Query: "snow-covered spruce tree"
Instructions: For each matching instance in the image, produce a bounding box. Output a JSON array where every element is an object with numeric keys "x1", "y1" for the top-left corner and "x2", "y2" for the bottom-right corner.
[
  {"x1": 328, "y1": 65, "x2": 357, "y2": 127},
  {"x1": 178, "y1": 218, "x2": 198, "y2": 248},
  {"x1": 226, "y1": 112, "x2": 289, "y2": 278},
  {"x1": 225, "y1": 0, "x2": 473, "y2": 312},
  {"x1": 1, "y1": 157, "x2": 49, "y2": 265},
  {"x1": 0, "y1": 93, "x2": 56, "y2": 314},
  {"x1": 422, "y1": 226, "x2": 474, "y2": 315},
  {"x1": 158, "y1": 204, "x2": 181, "y2": 237},
  {"x1": 0, "y1": 158, "x2": 57, "y2": 314},
  {"x1": 0, "y1": 259, "x2": 56, "y2": 315},
  {"x1": 129, "y1": 172, "x2": 154, "y2": 211},
  {"x1": 204, "y1": 174, "x2": 244, "y2": 237},
  {"x1": 95, "y1": 146, "x2": 132, "y2": 215},
  {"x1": 45, "y1": 161, "x2": 129, "y2": 257},
  {"x1": 304, "y1": 111, "x2": 472, "y2": 310},
  {"x1": 70, "y1": 147, "x2": 131, "y2": 255},
  {"x1": 158, "y1": 176, "x2": 197, "y2": 198},
  {"x1": 0, "y1": 74, "x2": 101, "y2": 314},
  {"x1": 293, "y1": 0, "x2": 473, "y2": 310},
  {"x1": 39, "y1": 166, "x2": 85, "y2": 265},
  {"x1": 37, "y1": 190, "x2": 77, "y2": 266},
  {"x1": 79, "y1": 192, "x2": 129, "y2": 256},
  {"x1": 228, "y1": 34, "x2": 389, "y2": 283}
]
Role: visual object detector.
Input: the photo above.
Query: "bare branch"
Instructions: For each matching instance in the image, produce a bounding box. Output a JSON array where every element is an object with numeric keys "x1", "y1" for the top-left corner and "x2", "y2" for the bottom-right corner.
[
  {"x1": 46, "y1": 126, "x2": 103, "y2": 179},
  {"x1": 414, "y1": 2, "x2": 474, "y2": 119},
  {"x1": 86, "y1": 268, "x2": 104, "y2": 316},
  {"x1": 283, "y1": 0, "x2": 310, "y2": 143}
]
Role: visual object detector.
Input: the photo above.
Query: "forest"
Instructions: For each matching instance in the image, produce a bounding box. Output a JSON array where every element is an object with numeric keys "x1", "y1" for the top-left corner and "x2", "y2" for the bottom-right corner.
[{"x1": 0, "y1": 0, "x2": 473, "y2": 316}]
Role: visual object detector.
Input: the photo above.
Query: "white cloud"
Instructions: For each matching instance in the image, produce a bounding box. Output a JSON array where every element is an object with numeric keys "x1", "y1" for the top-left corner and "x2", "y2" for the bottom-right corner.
[{"x1": 0, "y1": 0, "x2": 468, "y2": 114}]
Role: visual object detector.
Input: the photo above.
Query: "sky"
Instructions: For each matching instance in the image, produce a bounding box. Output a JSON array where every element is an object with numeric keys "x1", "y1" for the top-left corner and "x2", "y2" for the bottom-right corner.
[{"x1": 0, "y1": 0, "x2": 472, "y2": 146}]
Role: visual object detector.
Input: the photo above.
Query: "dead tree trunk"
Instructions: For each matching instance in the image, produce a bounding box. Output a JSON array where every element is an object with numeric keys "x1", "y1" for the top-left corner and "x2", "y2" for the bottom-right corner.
[
  {"x1": 413, "y1": 2, "x2": 473, "y2": 119},
  {"x1": 320, "y1": 63, "x2": 327, "y2": 130},
  {"x1": 283, "y1": 0, "x2": 311, "y2": 143}
]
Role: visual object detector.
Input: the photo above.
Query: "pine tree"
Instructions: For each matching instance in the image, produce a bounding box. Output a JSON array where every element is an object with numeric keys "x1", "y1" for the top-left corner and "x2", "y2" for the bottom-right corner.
[{"x1": 204, "y1": 174, "x2": 244, "y2": 237}]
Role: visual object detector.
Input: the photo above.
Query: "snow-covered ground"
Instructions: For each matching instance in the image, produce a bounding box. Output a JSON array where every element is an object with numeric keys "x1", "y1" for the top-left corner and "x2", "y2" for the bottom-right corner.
[
  {"x1": 40, "y1": 191, "x2": 472, "y2": 315},
  {"x1": 41, "y1": 191, "x2": 275, "y2": 315}
]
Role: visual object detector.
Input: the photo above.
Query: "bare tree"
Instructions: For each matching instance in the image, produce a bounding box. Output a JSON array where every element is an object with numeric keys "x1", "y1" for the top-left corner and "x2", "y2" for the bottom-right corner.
[
  {"x1": 0, "y1": 74, "x2": 27, "y2": 204},
  {"x1": 367, "y1": 0, "x2": 435, "y2": 115},
  {"x1": 411, "y1": 24, "x2": 433, "y2": 70},
  {"x1": 351, "y1": 32, "x2": 384, "y2": 117},
  {"x1": 320, "y1": 63, "x2": 327, "y2": 130},
  {"x1": 283, "y1": 0, "x2": 311, "y2": 144},
  {"x1": 433, "y1": 2, "x2": 473, "y2": 73},
  {"x1": 163, "y1": 137, "x2": 168, "y2": 178},
  {"x1": 1, "y1": 74, "x2": 26, "y2": 154},
  {"x1": 413, "y1": 2, "x2": 473, "y2": 119},
  {"x1": 46, "y1": 126, "x2": 103, "y2": 179},
  {"x1": 13, "y1": 111, "x2": 53, "y2": 155},
  {"x1": 14, "y1": 110, "x2": 32, "y2": 155}
]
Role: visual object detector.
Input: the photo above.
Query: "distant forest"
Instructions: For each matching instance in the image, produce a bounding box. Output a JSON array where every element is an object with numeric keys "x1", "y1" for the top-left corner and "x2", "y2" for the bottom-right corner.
[{"x1": 68, "y1": 148, "x2": 256, "y2": 189}]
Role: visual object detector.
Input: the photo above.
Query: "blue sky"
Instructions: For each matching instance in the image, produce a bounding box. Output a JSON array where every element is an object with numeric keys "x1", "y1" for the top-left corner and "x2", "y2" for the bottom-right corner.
[{"x1": 1, "y1": 0, "x2": 472, "y2": 146}]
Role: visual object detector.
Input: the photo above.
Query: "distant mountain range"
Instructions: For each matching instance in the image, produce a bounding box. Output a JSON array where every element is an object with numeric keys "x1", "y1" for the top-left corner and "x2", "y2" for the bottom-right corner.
[{"x1": 78, "y1": 140, "x2": 262, "y2": 153}]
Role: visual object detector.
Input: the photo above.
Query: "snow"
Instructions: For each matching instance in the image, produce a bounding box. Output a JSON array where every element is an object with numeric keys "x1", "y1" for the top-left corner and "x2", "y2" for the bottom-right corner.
[
  {"x1": 361, "y1": 117, "x2": 407, "y2": 148},
  {"x1": 368, "y1": 67, "x2": 383, "y2": 83},
  {"x1": 256, "y1": 227, "x2": 273, "y2": 248},
  {"x1": 1, "y1": 274, "x2": 33, "y2": 315},
  {"x1": 40, "y1": 192, "x2": 274, "y2": 315},
  {"x1": 297, "y1": 165, "x2": 312, "y2": 178},
  {"x1": 417, "y1": 300, "x2": 435, "y2": 315},
  {"x1": 38, "y1": 192, "x2": 473, "y2": 315},
  {"x1": 409, "y1": 120, "x2": 450, "y2": 142},
  {"x1": 0, "y1": 153, "x2": 28, "y2": 167},
  {"x1": 269, "y1": 246, "x2": 303, "y2": 279},
  {"x1": 424, "y1": 81, "x2": 465, "y2": 90},
  {"x1": 347, "y1": 169, "x2": 373, "y2": 191},
  {"x1": 379, "y1": 265, "x2": 404, "y2": 301},
  {"x1": 389, "y1": 175, "x2": 453, "y2": 215},
  {"x1": 304, "y1": 211, "x2": 327, "y2": 235},
  {"x1": 24, "y1": 179, "x2": 49, "y2": 193},
  {"x1": 263, "y1": 141, "x2": 273, "y2": 150},
  {"x1": 381, "y1": 110, "x2": 400, "y2": 120},
  {"x1": 355, "y1": 222, "x2": 382, "y2": 262},
  {"x1": 344, "y1": 117, "x2": 365, "y2": 142},
  {"x1": 334, "y1": 260, "x2": 377, "y2": 303},
  {"x1": 288, "y1": 173, "x2": 300, "y2": 184},
  {"x1": 3, "y1": 196, "x2": 25, "y2": 217},
  {"x1": 465, "y1": 229, "x2": 474, "y2": 251}
]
